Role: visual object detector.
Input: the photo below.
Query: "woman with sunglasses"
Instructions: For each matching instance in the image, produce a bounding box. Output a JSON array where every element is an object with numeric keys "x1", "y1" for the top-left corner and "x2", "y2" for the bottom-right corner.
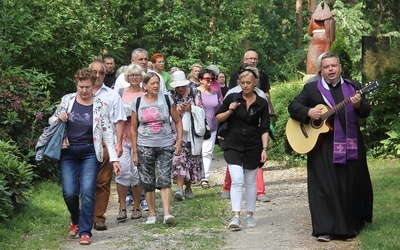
[{"x1": 198, "y1": 69, "x2": 223, "y2": 188}]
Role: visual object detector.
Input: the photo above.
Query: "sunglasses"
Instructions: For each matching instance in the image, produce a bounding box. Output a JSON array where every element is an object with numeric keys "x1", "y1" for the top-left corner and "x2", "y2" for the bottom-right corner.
[{"x1": 203, "y1": 77, "x2": 215, "y2": 82}]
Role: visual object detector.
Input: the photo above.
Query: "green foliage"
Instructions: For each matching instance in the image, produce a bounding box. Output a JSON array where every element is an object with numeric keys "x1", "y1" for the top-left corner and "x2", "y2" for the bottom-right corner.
[
  {"x1": 0, "y1": 0, "x2": 127, "y2": 100},
  {"x1": 0, "y1": 140, "x2": 37, "y2": 219},
  {"x1": 330, "y1": 30, "x2": 352, "y2": 79},
  {"x1": 271, "y1": 49, "x2": 306, "y2": 82},
  {"x1": 0, "y1": 182, "x2": 69, "y2": 249},
  {"x1": 332, "y1": 0, "x2": 373, "y2": 81},
  {"x1": 363, "y1": 45, "x2": 400, "y2": 158},
  {"x1": 379, "y1": 131, "x2": 400, "y2": 158},
  {"x1": 268, "y1": 81, "x2": 306, "y2": 164},
  {"x1": 0, "y1": 174, "x2": 13, "y2": 221},
  {"x1": 0, "y1": 67, "x2": 55, "y2": 160}
]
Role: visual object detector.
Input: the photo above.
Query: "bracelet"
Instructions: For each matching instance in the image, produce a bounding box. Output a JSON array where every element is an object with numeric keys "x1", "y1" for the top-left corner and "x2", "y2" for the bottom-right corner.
[{"x1": 263, "y1": 147, "x2": 268, "y2": 151}]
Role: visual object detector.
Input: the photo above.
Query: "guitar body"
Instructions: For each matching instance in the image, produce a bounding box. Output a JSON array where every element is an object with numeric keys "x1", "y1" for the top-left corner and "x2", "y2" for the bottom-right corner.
[{"x1": 286, "y1": 104, "x2": 333, "y2": 154}]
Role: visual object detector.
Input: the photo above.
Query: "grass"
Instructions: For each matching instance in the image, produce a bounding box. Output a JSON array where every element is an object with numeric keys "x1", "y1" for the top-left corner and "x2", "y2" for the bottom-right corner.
[
  {"x1": 115, "y1": 186, "x2": 231, "y2": 250},
  {"x1": 359, "y1": 158, "x2": 400, "y2": 250},
  {"x1": 0, "y1": 157, "x2": 399, "y2": 249},
  {"x1": 0, "y1": 180, "x2": 230, "y2": 250},
  {"x1": 0, "y1": 182, "x2": 70, "y2": 250}
]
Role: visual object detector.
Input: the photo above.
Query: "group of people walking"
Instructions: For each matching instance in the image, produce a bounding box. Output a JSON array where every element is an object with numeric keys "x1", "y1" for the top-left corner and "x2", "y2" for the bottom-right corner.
[{"x1": 48, "y1": 48, "x2": 373, "y2": 245}]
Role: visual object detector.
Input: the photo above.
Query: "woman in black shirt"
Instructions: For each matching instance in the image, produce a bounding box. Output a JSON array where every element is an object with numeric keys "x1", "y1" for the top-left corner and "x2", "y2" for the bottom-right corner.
[{"x1": 216, "y1": 66, "x2": 270, "y2": 230}]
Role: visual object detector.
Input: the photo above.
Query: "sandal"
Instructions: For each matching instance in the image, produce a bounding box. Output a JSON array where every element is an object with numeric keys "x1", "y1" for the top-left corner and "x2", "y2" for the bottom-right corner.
[
  {"x1": 131, "y1": 209, "x2": 142, "y2": 219},
  {"x1": 117, "y1": 209, "x2": 127, "y2": 222},
  {"x1": 201, "y1": 181, "x2": 210, "y2": 189}
]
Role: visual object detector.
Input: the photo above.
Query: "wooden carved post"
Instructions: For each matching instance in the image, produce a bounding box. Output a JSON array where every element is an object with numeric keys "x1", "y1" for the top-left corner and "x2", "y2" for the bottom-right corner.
[{"x1": 306, "y1": 0, "x2": 335, "y2": 75}]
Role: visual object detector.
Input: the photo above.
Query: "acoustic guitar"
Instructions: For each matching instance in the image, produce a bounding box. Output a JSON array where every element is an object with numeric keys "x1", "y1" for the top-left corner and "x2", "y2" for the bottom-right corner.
[{"x1": 286, "y1": 80, "x2": 380, "y2": 154}]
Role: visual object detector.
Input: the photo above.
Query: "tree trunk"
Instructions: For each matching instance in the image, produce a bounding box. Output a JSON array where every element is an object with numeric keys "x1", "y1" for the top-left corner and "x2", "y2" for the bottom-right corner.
[
  {"x1": 296, "y1": 0, "x2": 303, "y2": 49},
  {"x1": 308, "y1": 0, "x2": 316, "y2": 12}
]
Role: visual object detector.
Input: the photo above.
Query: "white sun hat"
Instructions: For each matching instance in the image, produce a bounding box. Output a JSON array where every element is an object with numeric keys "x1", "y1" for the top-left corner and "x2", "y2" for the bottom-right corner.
[{"x1": 170, "y1": 71, "x2": 190, "y2": 88}]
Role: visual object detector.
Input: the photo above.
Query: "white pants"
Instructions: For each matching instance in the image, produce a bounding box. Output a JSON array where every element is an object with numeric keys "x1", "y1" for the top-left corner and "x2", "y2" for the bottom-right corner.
[
  {"x1": 228, "y1": 164, "x2": 257, "y2": 213},
  {"x1": 202, "y1": 131, "x2": 217, "y2": 182},
  {"x1": 115, "y1": 145, "x2": 139, "y2": 186}
]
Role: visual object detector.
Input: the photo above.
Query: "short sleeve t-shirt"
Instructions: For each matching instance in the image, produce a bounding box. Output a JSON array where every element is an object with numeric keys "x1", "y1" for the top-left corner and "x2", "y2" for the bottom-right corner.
[
  {"x1": 67, "y1": 100, "x2": 93, "y2": 145},
  {"x1": 131, "y1": 95, "x2": 173, "y2": 147}
]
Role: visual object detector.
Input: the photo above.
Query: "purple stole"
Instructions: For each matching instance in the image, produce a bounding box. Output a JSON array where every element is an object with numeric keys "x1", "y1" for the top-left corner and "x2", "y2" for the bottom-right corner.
[{"x1": 317, "y1": 78, "x2": 358, "y2": 164}]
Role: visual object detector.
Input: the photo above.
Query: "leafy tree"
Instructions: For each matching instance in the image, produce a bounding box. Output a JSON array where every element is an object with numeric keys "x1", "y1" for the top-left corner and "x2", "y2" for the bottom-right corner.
[{"x1": 0, "y1": 0, "x2": 126, "y2": 100}]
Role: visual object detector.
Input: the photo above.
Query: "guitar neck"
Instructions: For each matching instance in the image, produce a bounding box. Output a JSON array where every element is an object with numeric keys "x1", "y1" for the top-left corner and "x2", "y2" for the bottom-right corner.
[{"x1": 321, "y1": 97, "x2": 352, "y2": 120}]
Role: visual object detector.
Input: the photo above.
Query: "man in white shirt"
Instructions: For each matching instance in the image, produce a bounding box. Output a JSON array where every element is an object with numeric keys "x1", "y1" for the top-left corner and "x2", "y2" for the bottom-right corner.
[
  {"x1": 89, "y1": 61, "x2": 127, "y2": 231},
  {"x1": 114, "y1": 48, "x2": 167, "y2": 94}
]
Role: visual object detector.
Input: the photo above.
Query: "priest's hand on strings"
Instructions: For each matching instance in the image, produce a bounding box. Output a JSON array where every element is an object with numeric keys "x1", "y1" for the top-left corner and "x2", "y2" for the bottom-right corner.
[{"x1": 308, "y1": 106, "x2": 323, "y2": 120}]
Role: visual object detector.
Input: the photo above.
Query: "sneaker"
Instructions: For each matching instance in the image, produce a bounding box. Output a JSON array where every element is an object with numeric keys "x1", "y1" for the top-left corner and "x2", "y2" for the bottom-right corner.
[
  {"x1": 141, "y1": 199, "x2": 149, "y2": 211},
  {"x1": 79, "y1": 235, "x2": 91, "y2": 245},
  {"x1": 146, "y1": 215, "x2": 157, "y2": 225},
  {"x1": 93, "y1": 221, "x2": 107, "y2": 231},
  {"x1": 68, "y1": 223, "x2": 79, "y2": 237},
  {"x1": 184, "y1": 187, "x2": 194, "y2": 199},
  {"x1": 163, "y1": 214, "x2": 176, "y2": 225},
  {"x1": 256, "y1": 195, "x2": 271, "y2": 202},
  {"x1": 174, "y1": 189, "x2": 185, "y2": 201},
  {"x1": 246, "y1": 216, "x2": 256, "y2": 228},
  {"x1": 126, "y1": 194, "x2": 133, "y2": 207},
  {"x1": 221, "y1": 191, "x2": 230, "y2": 199},
  {"x1": 228, "y1": 216, "x2": 241, "y2": 230},
  {"x1": 317, "y1": 235, "x2": 332, "y2": 242}
]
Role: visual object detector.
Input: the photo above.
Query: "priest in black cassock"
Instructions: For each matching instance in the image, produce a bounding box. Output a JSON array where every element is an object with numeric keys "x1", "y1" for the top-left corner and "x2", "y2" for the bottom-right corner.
[{"x1": 288, "y1": 52, "x2": 373, "y2": 242}]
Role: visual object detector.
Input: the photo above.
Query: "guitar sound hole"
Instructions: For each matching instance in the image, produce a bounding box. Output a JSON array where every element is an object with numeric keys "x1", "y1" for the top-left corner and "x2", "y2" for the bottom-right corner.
[{"x1": 311, "y1": 119, "x2": 323, "y2": 129}]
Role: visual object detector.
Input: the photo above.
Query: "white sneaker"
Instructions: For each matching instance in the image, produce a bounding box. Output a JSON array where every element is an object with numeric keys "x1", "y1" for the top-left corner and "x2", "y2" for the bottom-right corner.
[
  {"x1": 221, "y1": 191, "x2": 230, "y2": 199},
  {"x1": 174, "y1": 189, "x2": 185, "y2": 201},
  {"x1": 145, "y1": 215, "x2": 156, "y2": 225},
  {"x1": 163, "y1": 214, "x2": 176, "y2": 225},
  {"x1": 256, "y1": 195, "x2": 271, "y2": 202},
  {"x1": 246, "y1": 216, "x2": 256, "y2": 228},
  {"x1": 228, "y1": 216, "x2": 241, "y2": 230}
]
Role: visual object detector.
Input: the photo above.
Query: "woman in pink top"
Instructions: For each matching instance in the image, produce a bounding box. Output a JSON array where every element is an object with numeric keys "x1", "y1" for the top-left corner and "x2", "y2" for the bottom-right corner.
[
  {"x1": 115, "y1": 64, "x2": 146, "y2": 221},
  {"x1": 197, "y1": 69, "x2": 223, "y2": 188}
]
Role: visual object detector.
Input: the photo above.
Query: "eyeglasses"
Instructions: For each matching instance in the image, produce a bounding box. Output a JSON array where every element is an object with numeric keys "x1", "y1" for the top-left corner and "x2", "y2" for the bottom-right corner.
[
  {"x1": 92, "y1": 70, "x2": 105, "y2": 76},
  {"x1": 128, "y1": 74, "x2": 141, "y2": 78},
  {"x1": 203, "y1": 77, "x2": 215, "y2": 82},
  {"x1": 244, "y1": 57, "x2": 258, "y2": 62}
]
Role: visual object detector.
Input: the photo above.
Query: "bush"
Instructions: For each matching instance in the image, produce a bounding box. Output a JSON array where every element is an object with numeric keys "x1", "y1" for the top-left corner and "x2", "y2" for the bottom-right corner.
[
  {"x1": 331, "y1": 30, "x2": 353, "y2": 79},
  {"x1": 0, "y1": 174, "x2": 13, "y2": 221},
  {"x1": 0, "y1": 67, "x2": 61, "y2": 179},
  {"x1": 363, "y1": 44, "x2": 400, "y2": 158},
  {"x1": 269, "y1": 80, "x2": 306, "y2": 165},
  {"x1": 0, "y1": 140, "x2": 37, "y2": 219},
  {"x1": 270, "y1": 49, "x2": 306, "y2": 82}
]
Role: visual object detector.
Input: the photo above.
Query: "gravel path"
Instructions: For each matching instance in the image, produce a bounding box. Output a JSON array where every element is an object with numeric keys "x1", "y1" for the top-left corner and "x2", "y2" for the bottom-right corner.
[{"x1": 62, "y1": 155, "x2": 361, "y2": 250}]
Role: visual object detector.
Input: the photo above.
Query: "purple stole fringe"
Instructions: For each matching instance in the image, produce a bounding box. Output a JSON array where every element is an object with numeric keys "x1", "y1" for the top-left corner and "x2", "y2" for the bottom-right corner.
[{"x1": 317, "y1": 79, "x2": 358, "y2": 164}]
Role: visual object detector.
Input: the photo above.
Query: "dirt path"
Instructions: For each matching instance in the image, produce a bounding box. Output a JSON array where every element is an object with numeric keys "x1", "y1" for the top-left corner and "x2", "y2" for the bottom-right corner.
[{"x1": 62, "y1": 155, "x2": 361, "y2": 249}]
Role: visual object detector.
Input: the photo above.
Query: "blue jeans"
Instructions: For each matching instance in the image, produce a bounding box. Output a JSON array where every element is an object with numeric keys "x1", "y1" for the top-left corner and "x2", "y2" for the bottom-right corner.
[{"x1": 59, "y1": 144, "x2": 100, "y2": 237}]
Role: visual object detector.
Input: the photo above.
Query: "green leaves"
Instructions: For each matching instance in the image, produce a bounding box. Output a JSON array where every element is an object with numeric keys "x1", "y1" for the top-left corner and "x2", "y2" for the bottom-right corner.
[{"x1": 0, "y1": 140, "x2": 37, "y2": 219}]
